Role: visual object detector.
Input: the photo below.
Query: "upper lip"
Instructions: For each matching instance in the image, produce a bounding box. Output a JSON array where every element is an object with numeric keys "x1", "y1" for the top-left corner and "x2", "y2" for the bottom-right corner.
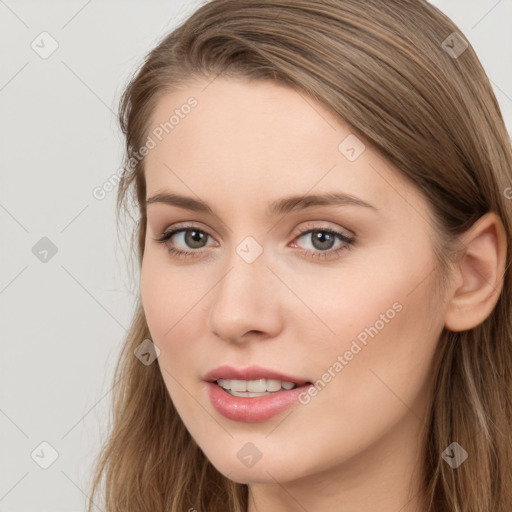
[{"x1": 203, "y1": 365, "x2": 310, "y2": 386}]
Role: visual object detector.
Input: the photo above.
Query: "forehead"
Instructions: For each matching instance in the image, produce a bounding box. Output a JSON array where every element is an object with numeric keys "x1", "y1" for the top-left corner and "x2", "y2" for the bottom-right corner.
[
  {"x1": 143, "y1": 77, "x2": 422, "y2": 217},
  {"x1": 146, "y1": 77, "x2": 343, "y2": 164}
]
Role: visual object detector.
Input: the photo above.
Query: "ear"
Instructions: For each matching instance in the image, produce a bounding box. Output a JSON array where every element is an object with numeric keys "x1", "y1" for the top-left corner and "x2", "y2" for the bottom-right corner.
[{"x1": 444, "y1": 212, "x2": 507, "y2": 332}]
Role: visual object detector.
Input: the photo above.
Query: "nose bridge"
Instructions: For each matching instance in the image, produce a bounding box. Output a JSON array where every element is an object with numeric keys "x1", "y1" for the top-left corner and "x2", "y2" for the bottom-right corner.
[
  {"x1": 207, "y1": 236, "x2": 282, "y2": 341},
  {"x1": 219, "y1": 231, "x2": 270, "y2": 296}
]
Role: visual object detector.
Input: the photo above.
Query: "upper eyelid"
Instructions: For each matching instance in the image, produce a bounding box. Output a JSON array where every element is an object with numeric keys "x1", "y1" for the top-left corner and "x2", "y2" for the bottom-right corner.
[{"x1": 161, "y1": 224, "x2": 218, "y2": 243}]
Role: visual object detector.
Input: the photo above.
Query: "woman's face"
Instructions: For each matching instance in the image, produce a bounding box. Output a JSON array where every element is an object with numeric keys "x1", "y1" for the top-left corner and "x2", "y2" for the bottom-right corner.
[{"x1": 140, "y1": 77, "x2": 449, "y2": 490}]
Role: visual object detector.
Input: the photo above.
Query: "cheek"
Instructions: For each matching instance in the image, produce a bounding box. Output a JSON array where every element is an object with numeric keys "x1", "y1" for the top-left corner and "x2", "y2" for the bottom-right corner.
[
  {"x1": 294, "y1": 234, "x2": 439, "y2": 369},
  {"x1": 299, "y1": 245, "x2": 443, "y2": 426},
  {"x1": 140, "y1": 250, "x2": 216, "y2": 397},
  {"x1": 140, "y1": 255, "x2": 203, "y2": 408},
  {"x1": 140, "y1": 250, "x2": 204, "y2": 341},
  {"x1": 276, "y1": 239, "x2": 438, "y2": 356}
]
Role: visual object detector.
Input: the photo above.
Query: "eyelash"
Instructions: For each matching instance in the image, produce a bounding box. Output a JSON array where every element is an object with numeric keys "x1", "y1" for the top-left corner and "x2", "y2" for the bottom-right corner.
[{"x1": 153, "y1": 223, "x2": 355, "y2": 261}]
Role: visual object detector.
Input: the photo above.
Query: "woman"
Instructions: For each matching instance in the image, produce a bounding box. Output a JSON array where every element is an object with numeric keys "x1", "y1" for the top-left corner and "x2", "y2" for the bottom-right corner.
[{"x1": 88, "y1": 1, "x2": 512, "y2": 510}]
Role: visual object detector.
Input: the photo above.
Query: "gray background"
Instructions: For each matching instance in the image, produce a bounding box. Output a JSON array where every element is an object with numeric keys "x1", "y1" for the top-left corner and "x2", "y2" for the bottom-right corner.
[{"x1": 1, "y1": 1, "x2": 511, "y2": 510}]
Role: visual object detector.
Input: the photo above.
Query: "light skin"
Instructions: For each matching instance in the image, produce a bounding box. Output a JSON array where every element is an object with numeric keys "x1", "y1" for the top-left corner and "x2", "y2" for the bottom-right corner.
[{"x1": 140, "y1": 76, "x2": 506, "y2": 512}]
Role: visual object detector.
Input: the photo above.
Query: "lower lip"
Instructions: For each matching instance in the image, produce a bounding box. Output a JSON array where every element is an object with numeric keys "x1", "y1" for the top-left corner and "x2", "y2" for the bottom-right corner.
[{"x1": 206, "y1": 381, "x2": 311, "y2": 422}]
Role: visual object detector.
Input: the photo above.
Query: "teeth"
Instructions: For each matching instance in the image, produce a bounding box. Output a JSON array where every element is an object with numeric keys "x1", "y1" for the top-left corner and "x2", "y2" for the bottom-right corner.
[
  {"x1": 216, "y1": 378, "x2": 297, "y2": 393},
  {"x1": 230, "y1": 379, "x2": 247, "y2": 392},
  {"x1": 217, "y1": 379, "x2": 231, "y2": 390},
  {"x1": 266, "y1": 379, "x2": 282, "y2": 392}
]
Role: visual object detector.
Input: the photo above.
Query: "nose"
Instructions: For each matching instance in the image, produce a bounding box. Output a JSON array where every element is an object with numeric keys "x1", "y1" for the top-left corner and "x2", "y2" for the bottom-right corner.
[{"x1": 207, "y1": 249, "x2": 284, "y2": 344}]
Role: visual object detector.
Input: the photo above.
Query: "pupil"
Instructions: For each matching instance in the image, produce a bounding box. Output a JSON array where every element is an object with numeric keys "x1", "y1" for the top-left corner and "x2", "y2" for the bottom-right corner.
[
  {"x1": 312, "y1": 230, "x2": 334, "y2": 250},
  {"x1": 185, "y1": 230, "x2": 206, "y2": 248}
]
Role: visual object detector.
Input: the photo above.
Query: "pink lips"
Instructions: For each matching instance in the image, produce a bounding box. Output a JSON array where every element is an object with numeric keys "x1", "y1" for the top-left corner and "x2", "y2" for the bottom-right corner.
[
  {"x1": 203, "y1": 365, "x2": 309, "y2": 385},
  {"x1": 203, "y1": 365, "x2": 312, "y2": 423}
]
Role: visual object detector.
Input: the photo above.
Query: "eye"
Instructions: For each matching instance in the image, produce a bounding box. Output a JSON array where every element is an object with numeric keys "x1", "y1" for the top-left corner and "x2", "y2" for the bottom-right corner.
[
  {"x1": 290, "y1": 226, "x2": 355, "y2": 261},
  {"x1": 153, "y1": 224, "x2": 217, "y2": 259},
  {"x1": 153, "y1": 223, "x2": 355, "y2": 261}
]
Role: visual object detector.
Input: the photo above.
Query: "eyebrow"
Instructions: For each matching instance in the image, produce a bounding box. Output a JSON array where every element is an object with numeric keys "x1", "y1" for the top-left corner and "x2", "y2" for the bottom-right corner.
[{"x1": 145, "y1": 191, "x2": 378, "y2": 216}]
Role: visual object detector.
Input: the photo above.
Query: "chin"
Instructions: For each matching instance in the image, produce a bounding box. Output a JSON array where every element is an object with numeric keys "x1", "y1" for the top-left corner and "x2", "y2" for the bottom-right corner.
[{"x1": 202, "y1": 446, "x2": 309, "y2": 485}]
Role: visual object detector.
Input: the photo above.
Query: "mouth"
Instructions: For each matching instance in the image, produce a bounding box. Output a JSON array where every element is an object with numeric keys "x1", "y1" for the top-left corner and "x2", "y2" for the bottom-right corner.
[
  {"x1": 203, "y1": 365, "x2": 313, "y2": 422},
  {"x1": 213, "y1": 378, "x2": 307, "y2": 397},
  {"x1": 203, "y1": 364, "x2": 311, "y2": 394}
]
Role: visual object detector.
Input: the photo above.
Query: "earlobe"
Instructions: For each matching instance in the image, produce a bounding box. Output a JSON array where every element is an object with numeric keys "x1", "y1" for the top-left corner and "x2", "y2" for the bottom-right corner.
[{"x1": 444, "y1": 212, "x2": 507, "y2": 332}]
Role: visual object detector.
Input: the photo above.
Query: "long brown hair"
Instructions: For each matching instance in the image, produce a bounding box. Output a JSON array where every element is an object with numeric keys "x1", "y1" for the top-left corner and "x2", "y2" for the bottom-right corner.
[{"x1": 88, "y1": 1, "x2": 512, "y2": 510}]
